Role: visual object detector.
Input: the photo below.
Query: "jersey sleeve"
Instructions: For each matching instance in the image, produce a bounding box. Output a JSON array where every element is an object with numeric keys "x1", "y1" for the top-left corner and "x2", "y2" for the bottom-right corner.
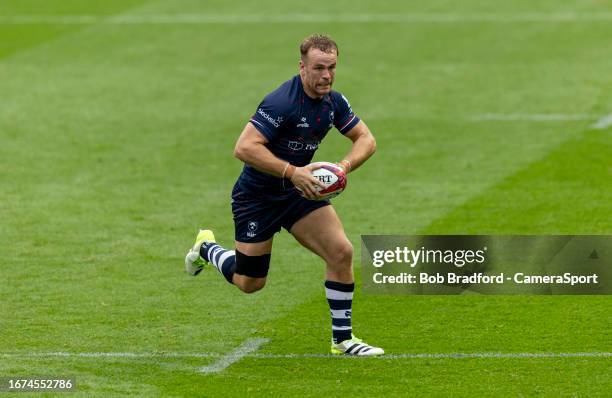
[
  {"x1": 249, "y1": 94, "x2": 290, "y2": 141},
  {"x1": 332, "y1": 92, "x2": 360, "y2": 134}
]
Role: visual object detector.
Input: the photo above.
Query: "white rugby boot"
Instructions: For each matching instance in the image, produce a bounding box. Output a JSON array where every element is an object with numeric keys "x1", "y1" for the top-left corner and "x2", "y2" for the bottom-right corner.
[{"x1": 331, "y1": 335, "x2": 384, "y2": 356}]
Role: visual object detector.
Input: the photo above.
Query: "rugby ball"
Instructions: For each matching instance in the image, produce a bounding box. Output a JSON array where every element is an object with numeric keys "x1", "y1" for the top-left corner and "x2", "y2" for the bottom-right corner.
[{"x1": 308, "y1": 161, "x2": 347, "y2": 200}]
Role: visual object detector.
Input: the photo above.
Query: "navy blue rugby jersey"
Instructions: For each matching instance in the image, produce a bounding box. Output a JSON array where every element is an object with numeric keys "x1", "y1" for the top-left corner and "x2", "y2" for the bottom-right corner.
[{"x1": 237, "y1": 75, "x2": 360, "y2": 196}]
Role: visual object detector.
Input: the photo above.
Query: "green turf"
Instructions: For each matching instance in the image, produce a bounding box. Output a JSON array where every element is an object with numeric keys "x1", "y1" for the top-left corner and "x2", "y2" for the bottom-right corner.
[
  {"x1": 1, "y1": 0, "x2": 611, "y2": 396},
  {"x1": 0, "y1": 0, "x2": 145, "y2": 58}
]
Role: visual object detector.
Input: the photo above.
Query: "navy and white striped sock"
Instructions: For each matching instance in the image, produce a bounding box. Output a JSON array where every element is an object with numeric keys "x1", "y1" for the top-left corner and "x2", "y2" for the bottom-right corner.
[
  {"x1": 200, "y1": 243, "x2": 236, "y2": 284},
  {"x1": 325, "y1": 280, "x2": 354, "y2": 344}
]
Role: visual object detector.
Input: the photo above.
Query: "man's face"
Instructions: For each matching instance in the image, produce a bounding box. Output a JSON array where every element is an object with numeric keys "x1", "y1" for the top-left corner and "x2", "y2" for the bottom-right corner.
[{"x1": 299, "y1": 48, "x2": 337, "y2": 98}]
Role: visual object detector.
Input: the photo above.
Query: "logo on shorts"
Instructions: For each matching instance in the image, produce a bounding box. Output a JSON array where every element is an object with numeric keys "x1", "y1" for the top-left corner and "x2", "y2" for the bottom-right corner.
[{"x1": 247, "y1": 221, "x2": 258, "y2": 238}]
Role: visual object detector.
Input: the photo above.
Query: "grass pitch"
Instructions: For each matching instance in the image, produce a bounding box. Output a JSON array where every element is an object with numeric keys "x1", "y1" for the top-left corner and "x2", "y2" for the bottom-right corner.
[{"x1": 1, "y1": 0, "x2": 611, "y2": 396}]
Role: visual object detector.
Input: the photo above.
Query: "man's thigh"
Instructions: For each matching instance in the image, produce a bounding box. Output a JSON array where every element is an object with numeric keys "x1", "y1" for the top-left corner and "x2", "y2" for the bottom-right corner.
[
  {"x1": 232, "y1": 183, "x2": 284, "y2": 244},
  {"x1": 235, "y1": 239, "x2": 273, "y2": 256},
  {"x1": 288, "y1": 205, "x2": 351, "y2": 264}
]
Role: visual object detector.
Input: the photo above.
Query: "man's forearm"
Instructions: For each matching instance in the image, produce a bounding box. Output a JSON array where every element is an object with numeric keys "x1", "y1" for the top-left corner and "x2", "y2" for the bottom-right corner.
[
  {"x1": 235, "y1": 142, "x2": 289, "y2": 178},
  {"x1": 339, "y1": 134, "x2": 376, "y2": 173}
]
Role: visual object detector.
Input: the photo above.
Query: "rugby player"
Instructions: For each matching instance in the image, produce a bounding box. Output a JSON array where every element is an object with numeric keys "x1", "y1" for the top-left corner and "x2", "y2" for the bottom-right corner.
[{"x1": 185, "y1": 34, "x2": 383, "y2": 356}]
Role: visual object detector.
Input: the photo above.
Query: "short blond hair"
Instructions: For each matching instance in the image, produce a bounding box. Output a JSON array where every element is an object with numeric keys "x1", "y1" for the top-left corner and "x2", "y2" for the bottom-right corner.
[{"x1": 300, "y1": 34, "x2": 339, "y2": 59}]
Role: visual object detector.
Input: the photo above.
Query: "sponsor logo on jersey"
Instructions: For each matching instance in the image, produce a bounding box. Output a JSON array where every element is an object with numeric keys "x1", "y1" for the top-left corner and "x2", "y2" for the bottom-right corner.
[
  {"x1": 288, "y1": 141, "x2": 303, "y2": 150},
  {"x1": 288, "y1": 140, "x2": 319, "y2": 151},
  {"x1": 257, "y1": 108, "x2": 283, "y2": 128}
]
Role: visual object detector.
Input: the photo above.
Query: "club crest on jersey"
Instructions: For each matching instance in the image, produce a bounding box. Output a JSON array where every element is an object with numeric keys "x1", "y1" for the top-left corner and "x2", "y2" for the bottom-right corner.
[{"x1": 297, "y1": 117, "x2": 310, "y2": 128}]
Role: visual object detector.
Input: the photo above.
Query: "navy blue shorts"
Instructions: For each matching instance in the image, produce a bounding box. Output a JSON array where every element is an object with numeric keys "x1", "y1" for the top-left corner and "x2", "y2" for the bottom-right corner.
[{"x1": 231, "y1": 182, "x2": 330, "y2": 243}]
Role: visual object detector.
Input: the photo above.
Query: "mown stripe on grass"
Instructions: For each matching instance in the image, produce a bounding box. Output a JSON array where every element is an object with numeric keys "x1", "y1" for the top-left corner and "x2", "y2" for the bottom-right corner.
[
  {"x1": 423, "y1": 127, "x2": 612, "y2": 234},
  {"x1": 0, "y1": 1, "x2": 147, "y2": 59}
]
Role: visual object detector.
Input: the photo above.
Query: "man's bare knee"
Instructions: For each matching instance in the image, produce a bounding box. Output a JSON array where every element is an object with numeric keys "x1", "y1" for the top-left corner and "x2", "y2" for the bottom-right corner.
[
  {"x1": 328, "y1": 241, "x2": 353, "y2": 267},
  {"x1": 240, "y1": 284, "x2": 265, "y2": 294},
  {"x1": 235, "y1": 278, "x2": 266, "y2": 294}
]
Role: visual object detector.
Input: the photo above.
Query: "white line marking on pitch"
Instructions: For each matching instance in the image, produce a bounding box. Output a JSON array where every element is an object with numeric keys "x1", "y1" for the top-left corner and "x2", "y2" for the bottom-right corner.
[
  {"x1": 469, "y1": 114, "x2": 599, "y2": 122},
  {"x1": 1, "y1": 351, "x2": 609, "y2": 360},
  {"x1": 2, "y1": 13, "x2": 612, "y2": 24},
  {"x1": 0, "y1": 352, "x2": 222, "y2": 358},
  {"x1": 470, "y1": 113, "x2": 612, "y2": 129},
  {"x1": 250, "y1": 352, "x2": 612, "y2": 359},
  {"x1": 199, "y1": 338, "x2": 269, "y2": 374},
  {"x1": 590, "y1": 114, "x2": 612, "y2": 129}
]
